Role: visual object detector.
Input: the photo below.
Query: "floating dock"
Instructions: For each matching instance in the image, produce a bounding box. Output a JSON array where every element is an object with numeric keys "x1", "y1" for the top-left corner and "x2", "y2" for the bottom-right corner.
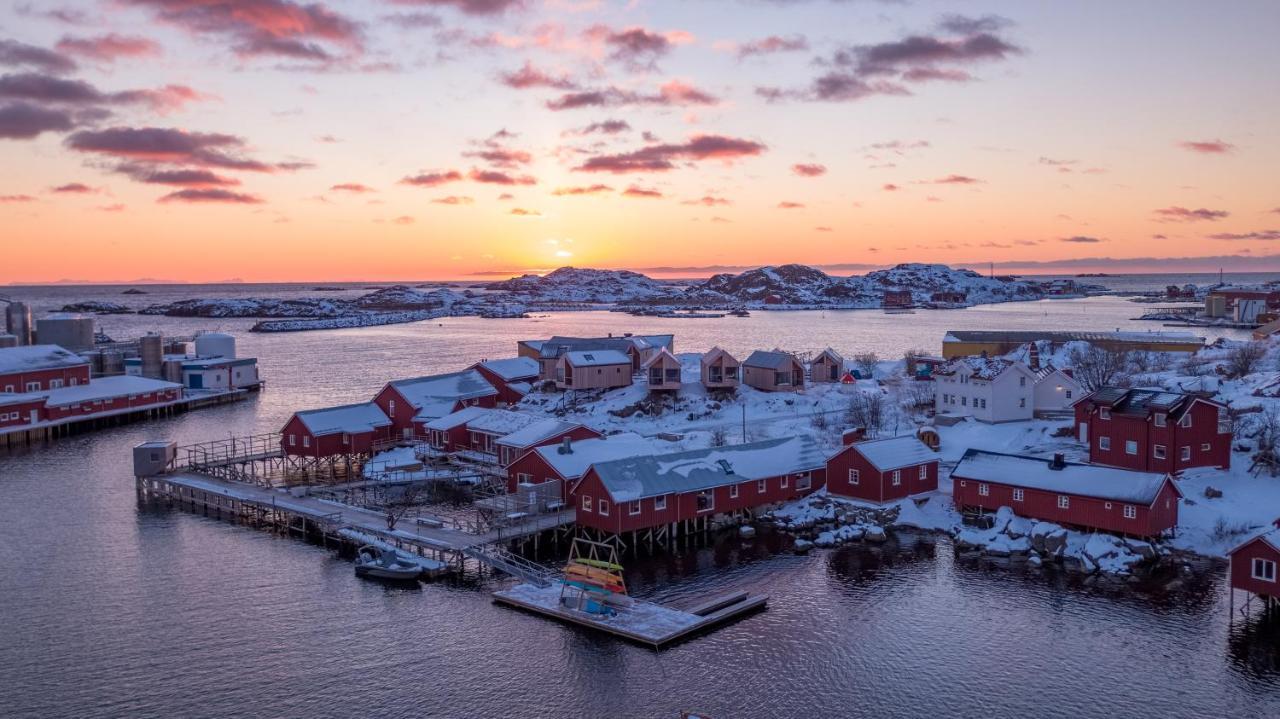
[{"x1": 493, "y1": 582, "x2": 767, "y2": 649}]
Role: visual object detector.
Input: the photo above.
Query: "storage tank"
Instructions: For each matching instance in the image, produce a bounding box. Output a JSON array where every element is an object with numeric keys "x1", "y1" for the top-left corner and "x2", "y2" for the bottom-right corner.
[
  {"x1": 162, "y1": 359, "x2": 184, "y2": 384},
  {"x1": 140, "y1": 333, "x2": 163, "y2": 378},
  {"x1": 100, "y1": 350, "x2": 124, "y2": 376},
  {"x1": 4, "y1": 301, "x2": 32, "y2": 345},
  {"x1": 36, "y1": 313, "x2": 95, "y2": 352},
  {"x1": 164, "y1": 340, "x2": 187, "y2": 356},
  {"x1": 0, "y1": 333, "x2": 16, "y2": 349},
  {"x1": 194, "y1": 332, "x2": 235, "y2": 359}
]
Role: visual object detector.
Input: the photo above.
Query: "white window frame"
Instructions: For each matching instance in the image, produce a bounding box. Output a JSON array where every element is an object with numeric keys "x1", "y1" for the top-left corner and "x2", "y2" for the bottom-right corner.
[
  {"x1": 918, "y1": 465, "x2": 928, "y2": 480},
  {"x1": 516, "y1": 472, "x2": 532, "y2": 484},
  {"x1": 302, "y1": 435, "x2": 310, "y2": 448},
  {"x1": 780, "y1": 476, "x2": 788, "y2": 489},
  {"x1": 599, "y1": 499, "x2": 609, "y2": 516},
  {"x1": 1123, "y1": 504, "x2": 1136, "y2": 519},
  {"x1": 629, "y1": 501, "x2": 641, "y2": 516},
  {"x1": 1153, "y1": 444, "x2": 1166, "y2": 460},
  {"x1": 1100, "y1": 407, "x2": 1111, "y2": 420},
  {"x1": 978, "y1": 483, "x2": 990, "y2": 497},
  {"x1": 1099, "y1": 436, "x2": 1111, "y2": 451},
  {"x1": 289, "y1": 434, "x2": 296, "y2": 447},
  {"x1": 848, "y1": 469, "x2": 860, "y2": 485},
  {"x1": 25, "y1": 381, "x2": 39, "y2": 392},
  {"x1": 757, "y1": 479, "x2": 767, "y2": 493},
  {"x1": 1057, "y1": 495, "x2": 1070, "y2": 509},
  {"x1": 729, "y1": 484, "x2": 739, "y2": 499},
  {"x1": 696, "y1": 490, "x2": 715, "y2": 513},
  {"x1": 1201, "y1": 443, "x2": 1211, "y2": 452},
  {"x1": 1253, "y1": 558, "x2": 1277, "y2": 583},
  {"x1": 891, "y1": 470, "x2": 901, "y2": 486},
  {"x1": 1125, "y1": 440, "x2": 1138, "y2": 456},
  {"x1": 1013, "y1": 488, "x2": 1024, "y2": 502},
  {"x1": 654, "y1": 495, "x2": 667, "y2": 511},
  {"x1": 796, "y1": 473, "x2": 812, "y2": 491},
  {"x1": 1180, "y1": 446, "x2": 1191, "y2": 461},
  {"x1": 581, "y1": 495, "x2": 592, "y2": 512},
  {"x1": 1154, "y1": 413, "x2": 1166, "y2": 427},
  {"x1": 1179, "y1": 413, "x2": 1191, "y2": 428}
]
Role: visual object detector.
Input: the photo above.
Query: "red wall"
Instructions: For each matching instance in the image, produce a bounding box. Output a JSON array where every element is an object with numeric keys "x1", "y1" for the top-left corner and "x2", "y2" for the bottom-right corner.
[
  {"x1": 1081, "y1": 399, "x2": 1230, "y2": 472},
  {"x1": 826, "y1": 445, "x2": 938, "y2": 503},
  {"x1": 952, "y1": 474, "x2": 1180, "y2": 536},
  {"x1": 505, "y1": 450, "x2": 573, "y2": 501},
  {"x1": 0, "y1": 397, "x2": 46, "y2": 428},
  {"x1": 574, "y1": 467, "x2": 826, "y2": 534},
  {"x1": 428, "y1": 423, "x2": 471, "y2": 452},
  {"x1": 373, "y1": 385, "x2": 497, "y2": 437},
  {"x1": 497, "y1": 425, "x2": 602, "y2": 467},
  {"x1": 0, "y1": 365, "x2": 91, "y2": 393},
  {"x1": 1231, "y1": 538, "x2": 1280, "y2": 598},
  {"x1": 280, "y1": 415, "x2": 391, "y2": 457},
  {"x1": 43, "y1": 387, "x2": 181, "y2": 421}
]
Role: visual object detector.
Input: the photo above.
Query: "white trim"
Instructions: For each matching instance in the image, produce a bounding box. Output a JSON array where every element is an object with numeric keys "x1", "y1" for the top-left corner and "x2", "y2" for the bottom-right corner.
[{"x1": 1253, "y1": 557, "x2": 1276, "y2": 582}]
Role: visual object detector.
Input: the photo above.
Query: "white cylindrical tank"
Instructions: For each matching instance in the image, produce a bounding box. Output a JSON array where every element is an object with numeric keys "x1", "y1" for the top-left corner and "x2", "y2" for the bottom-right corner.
[
  {"x1": 195, "y1": 332, "x2": 236, "y2": 359},
  {"x1": 140, "y1": 333, "x2": 163, "y2": 378},
  {"x1": 36, "y1": 313, "x2": 95, "y2": 351},
  {"x1": 5, "y1": 302, "x2": 32, "y2": 345}
]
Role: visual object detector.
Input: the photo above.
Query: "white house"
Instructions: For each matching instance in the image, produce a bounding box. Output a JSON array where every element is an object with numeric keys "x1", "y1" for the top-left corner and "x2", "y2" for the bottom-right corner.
[
  {"x1": 1031, "y1": 364, "x2": 1082, "y2": 413},
  {"x1": 934, "y1": 357, "x2": 1038, "y2": 423}
]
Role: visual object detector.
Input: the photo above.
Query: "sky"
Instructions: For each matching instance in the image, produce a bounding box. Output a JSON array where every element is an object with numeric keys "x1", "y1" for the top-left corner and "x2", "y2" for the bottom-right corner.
[{"x1": 2, "y1": 0, "x2": 1279, "y2": 284}]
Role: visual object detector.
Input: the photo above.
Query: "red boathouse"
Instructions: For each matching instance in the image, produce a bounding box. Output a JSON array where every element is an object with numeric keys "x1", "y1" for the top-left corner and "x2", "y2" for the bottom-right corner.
[
  {"x1": 1228, "y1": 522, "x2": 1280, "y2": 611},
  {"x1": 282, "y1": 402, "x2": 393, "y2": 457},
  {"x1": 951, "y1": 449, "x2": 1181, "y2": 538},
  {"x1": 1073, "y1": 387, "x2": 1231, "y2": 472},
  {"x1": 373, "y1": 369, "x2": 498, "y2": 438},
  {"x1": 0, "y1": 345, "x2": 90, "y2": 393},
  {"x1": 826, "y1": 434, "x2": 939, "y2": 503}
]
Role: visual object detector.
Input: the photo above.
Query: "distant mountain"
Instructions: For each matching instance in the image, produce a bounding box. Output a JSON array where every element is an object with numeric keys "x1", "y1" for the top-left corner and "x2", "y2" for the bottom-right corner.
[{"x1": 484, "y1": 266, "x2": 678, "y2": 303}]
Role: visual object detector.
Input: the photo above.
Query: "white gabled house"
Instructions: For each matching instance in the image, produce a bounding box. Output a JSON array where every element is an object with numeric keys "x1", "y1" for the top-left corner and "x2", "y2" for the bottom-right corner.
[
  {"x1": 933, "y1": 357, "x2": 1038, "y2": 423},
  {"x1": 1031, "y1": 364, "x2": 1082, "y2": 413}
]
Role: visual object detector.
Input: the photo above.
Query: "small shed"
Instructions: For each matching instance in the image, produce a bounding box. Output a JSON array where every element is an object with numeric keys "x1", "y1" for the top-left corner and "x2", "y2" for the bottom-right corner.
[
  {"x1": 810, "y1": 348, "x2": 844, "y2": 383},
  {"x1": 556, "y1": 350, "x2": 633, "y2": 391},
  {"x1": 282, "y1": 402, "x2": 392, "y2": 457},
  {"x1": 741, "y1": 350, "x2": 804, "y2": 392},
  {"x1": 700, "y1": 347, "x2": 740, "y2": 389},
  {"x1": 1228, "y1": 522, "x2": 1280, "y2": 610},
  {"x1": 643, "y1": 348, "x2": 682, "y2": 392},
  {"x1": 826, "y1": 434, "x2": 939, "y2": 503}
]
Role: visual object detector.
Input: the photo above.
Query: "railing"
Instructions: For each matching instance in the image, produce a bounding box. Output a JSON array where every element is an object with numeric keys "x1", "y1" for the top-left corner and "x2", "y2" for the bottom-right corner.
[
  {"x1": 463, "y1": 544, "x2": 558, "y2": 587},
  {"x1": 179, "y1": 432, "x2": 283, "y2": 470}
]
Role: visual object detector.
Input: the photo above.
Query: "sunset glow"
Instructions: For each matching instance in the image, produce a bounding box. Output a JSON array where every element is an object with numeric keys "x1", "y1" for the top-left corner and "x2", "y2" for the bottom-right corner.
[{"x1": 3, "y1": 1, "x2": 1279, "y2": 283}]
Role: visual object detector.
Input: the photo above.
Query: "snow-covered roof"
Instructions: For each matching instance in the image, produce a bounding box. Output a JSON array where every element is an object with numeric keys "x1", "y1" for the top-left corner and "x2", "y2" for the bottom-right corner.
[
  {"x1": 814, "y1": 348, "x2": 844, "y2": 363},
  {"x1": 841, "y1": 435, "x2": 937, "y2": 471},
  {"x1": 423, "y1": 405, "x2": 493, "y2": 431},
  {"x1": 563, "y1": 349, "x2": 631, "y2": 367},
  {"x1": 629, "y1": 334, "x2": 674, "y2": 351},
  {"x1": 0, "y1": 345, "x2": 87, "y2": 374},
  {"x1": 42, "y1": 375, "x2": 182, "y2": 407},
  {"x1": 533, "y1": 432, "x2": 668, "y2": 480},
  {"x1": 293, "y1": 402, "x2": 390, "y2": 436},
  {"x1": 388, "y1": 370, "x2": 497, "y2": 408},
  {"x1": 743, "y1": 350, "x2": 798, "y2": 370},
  {"x1": 1083, "y1": 386, "x2": 1220, "y2": 419},
  {"x1": 538, "y1": 336, "x2": 634, "y2": 359},
  {"x1": 951, "y1": 449, "x2": 1174, "y2": 505},
  {"x1": 476, "y1": 356, "x2": 540, "y2": 381},
  {"x1": 1229, "y1": 525, "x2": 1280, "y2": 556},
  {"x1": 181, "y1": 357, "x2": 257, "y2": 369},
  {"x1": 0, "y1": 391, "x2": 46, "y2": 405},
  {"x1": 496, "y1": 418, "x2": 589, "y2": 448},
  {"x1": 642, "y1": 347, "x2": 679, "y2": 369},
  {"x1": 935, "y1": 356, "x2": 1028, "y2": 380},
  {"x1": 414, "y1": 399, "x2": 461, "y2": 422},
  {"x1": 590, "y1": 436, "x2": 825, "y2": 502},
  {"x1": 943, "y1": 330, "x2": 1204, "y2": 347},
  {"x1": 465, "y1": 409, "x2": 542, "y2": 435}
]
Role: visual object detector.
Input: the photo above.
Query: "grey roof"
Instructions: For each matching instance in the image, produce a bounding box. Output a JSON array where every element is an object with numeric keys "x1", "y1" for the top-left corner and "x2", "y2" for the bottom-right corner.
[
  {"x1": 563, "y1": 349, "x2": 631, "y2": 367},
  {"x1": 590, "y1": 436, "x2": 825, "y2": 502},
  {"x1": 743, "y1": 350, "x2": 798, "y2": 370},
  {"x1": 842, "y1": 435, "x2": 938, "y2": 471},
  {"x1": 0, "y1": 345, "x2": 86, "y2": 373},
  {"x1": 951, "y1": 449, "x2": 1175, "y2": 505},
  {"x1": 294, "y1": 402, "x2": 390, "y2": 436},
  {"x1": 388, "y1": 369, "x2": 497, "y2": 407},
  {"x1": 495, "y1": 419, "x2": 587, "y2": 448},
  {"x1": 538, "y1": 336, "x2": 635, "y2": 360}
]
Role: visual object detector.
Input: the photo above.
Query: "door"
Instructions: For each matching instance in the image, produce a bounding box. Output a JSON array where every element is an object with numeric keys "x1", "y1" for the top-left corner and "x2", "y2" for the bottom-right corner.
[
  {"x1": 29, "y1": 410, "x2": 39, "y2": 424},
  {"x1": 189, "y1": 374, "x2": 203, "y2": 389},
  {"x1": 1078, "y1": 422, "x2": 1088, "y2": 443}
]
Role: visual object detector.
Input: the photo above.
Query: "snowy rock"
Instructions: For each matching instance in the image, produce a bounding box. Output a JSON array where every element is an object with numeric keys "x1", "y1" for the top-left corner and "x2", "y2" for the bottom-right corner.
[
  {"x1": 1203, "y1": 486, "x2": 1223, "y2": 499},
  {"x1": 739, "y1": 525, "x2": 757, "y2": 539},
  {"x1": 1123, "y1": 538, "x2": 1157, "y2": 560},
  {"x1": 864, "y1": 526, "x2": 887, "y2": 543},
  {"x1": 815, "y1": 531, "x2": 838, "y2": 548},
  {"x1": 793, "y1": 539, "x2": 813, "y2": 554},
  {"x1": 1027, "y1": 553, "x2": 1043, "y2": 568}
]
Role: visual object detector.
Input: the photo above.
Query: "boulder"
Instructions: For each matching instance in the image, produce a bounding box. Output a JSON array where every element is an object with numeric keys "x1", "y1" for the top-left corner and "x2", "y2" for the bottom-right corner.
[
  {"x1": 814, "y1": 531, "x2": 837, "y2": 548},
  {"x1": 793, "y1": 539, "x2": 813, "y2": 554},
  {"x1": 1123, "y1": 538, "x2": 1157, "y2": 561},
  {"x1": 864, "y1": 526, "x2": 888, "y2": 543},
  {"x1": 1042, "y1": 529, "x2": 1068, "y2": 556},
  {"x1": 739, "y1": 525, "x2": 757, "y2": 539},
  {"x1": 1203, "y1": 486, "x2": 1223, "y2": 499},
  {"x1": 1027, "y1": 553, "x2": 1043, "y2": 568}
]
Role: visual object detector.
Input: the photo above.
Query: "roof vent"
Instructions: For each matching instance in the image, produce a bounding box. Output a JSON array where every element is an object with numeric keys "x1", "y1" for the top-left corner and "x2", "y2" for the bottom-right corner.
[
  {"x1": 716, "y1": 459, "x2": 734, "y2": 475},
  {"x1": 558, "y1": 436, "x2": 573, "y2": 455},
  {"x1": 1049, "y1": 453, "x2": 1066, "y2": 471}
]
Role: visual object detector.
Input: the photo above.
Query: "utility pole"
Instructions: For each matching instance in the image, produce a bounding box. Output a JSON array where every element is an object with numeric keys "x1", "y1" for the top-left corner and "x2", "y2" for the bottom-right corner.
[{"x1": 742, "y1": 404, "x2": 747, "y2": 443}]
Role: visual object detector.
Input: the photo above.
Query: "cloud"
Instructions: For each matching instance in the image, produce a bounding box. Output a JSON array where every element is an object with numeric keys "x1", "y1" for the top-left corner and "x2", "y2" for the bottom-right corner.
[
  {"x1": 814, "y1": 226, "x2": 832, "y2": 232},
  {"x1": 393, "y1": 0, "x2": 524, "y2": 16},
  {"x1": 682, "y1": 195, "x2": 730, "y2": 206},
  {"x1": 575, "y1": 134, "x2": 765, "y2": 173},
  {"x1": 564, "y1": 119, "x2": 630, "y2": 136},
  {"x1": 1207, "y1": 230, "x2": 1280, "y2": 241},
  {"x1": 882, "y1": 183, "x2": 900, "y2": 191},
  {"x1": 791, "y1": 163, "x2": 826, "y2": 177},
  {"x1": 0, "y1": 39, "x2": 78, "y2": 74},
  {"x1": 0, "y1": 194, "x2": 37, "y2": 203},
  {"x1": 498, "y1": 60, "x2": 577, "y2": 90},
  {"x1": 66, "y1": 126, "x2": 289, "y2": 172},
  {"x1": 468, "y1": 168, "x2": 536, "y2": 185},
  {"x1": 116, "y1": 165, "x2": 240, "y2": 187},
  {"x1": 51, "y1": 182, "x2": 96, "y2": 193},
  {"x1": 760, "y1": 15, "x2": 1021, "y2": 103},
  {"x1": 586, "y1": 25, "x2": 693, "y2": 71},
  {"x1": 392, "y1": 215, "x2": 414, "y2": 224},
  {"x1": 0, "y1": 73, "x2": 208, "y2": 113},
  {"x1": 509, "y1": 207, "x2": 540, "y2": 215},
  {"x1": 1153, "y1": 206, "x2": 1229, "y2": 222},
  {"x1": 400, "y1": 169, "x2": 463, "y2": 187},
  {"x1": 1177, "y1": 139, "x2": 1233, "y2": 154},
  {"x1": 735, "y1": 34, "x2": 807, "y2": 59},
  {"x1": 330, "y1": 182, "x2": 374, "y2": 193},
  {"x1": 0, "y1": 101, "x2": 77, "y2": 139},
  {"x1": 777, "y1": 201, "x2": 805, "y2": 209},
  {"x1": 158, "y1": 188, "x2": 263, "y2": 204},
  {"x1": 622, "y1": 185, "x2": 662, "y2": 198},
  {"x1": 97, "y1": 203, "x2": 126, "y2": 212},
  {"x1": 56, "y1": 34, "x2": 162, "y2": 62},
  {"x1": 121, "y1": 0, "x2": 364, "y2": 62},
  {"x1": 931, "y1": 174, "x2": 981, "y2": 184},
  {"x1": 547, "y1": 79, "x2": 718, "y2": 110},
  {"x1": 432, "y1": 195, "x2": 474, "y2": 204},
  {"x1": 463, "y1": 147, "x2": 532, "y2": 168},
  {"x1": 552, "y1": 184, "x2": 613, "y2": 195},
  {"x1": 1060, "y1": 235, "x2": 1103, "y2": 243}
]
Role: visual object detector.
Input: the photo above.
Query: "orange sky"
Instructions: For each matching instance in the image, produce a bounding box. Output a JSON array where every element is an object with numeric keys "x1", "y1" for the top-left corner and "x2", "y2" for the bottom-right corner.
[{"x1": 3, "y1": 1, "x2": 1279, "y2": 283}]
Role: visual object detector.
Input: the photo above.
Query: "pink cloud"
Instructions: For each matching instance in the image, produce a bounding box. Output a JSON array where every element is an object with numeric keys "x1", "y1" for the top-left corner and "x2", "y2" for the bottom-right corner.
[
  {"x1": 158, "y1": 188, "x2": 263, "y2": 204},
  {"x1": 791, "y1": 163, "x2": 826, "y2": 177},
  {"x1": 622, "y1": 186, "x2": 662, "y2": 198},
  {"x1": 1153, "y1": 206, "x2": 1229, "y2": 222},
  {"x1": 330, "y1": 182, "x2": 375, "y2": 193},
  {"x1": 56, "y1": 34, "x2": 162, "y2": 62},
  {"x1": 575, "y1": 134, "x2": 765, "y2": 173},
  {"x1": 1177, "y1": 139, "x2": 1234, "y2": 154},
  {"x1": 400, "y1": 169, "x2": 463, "y2": 187}
]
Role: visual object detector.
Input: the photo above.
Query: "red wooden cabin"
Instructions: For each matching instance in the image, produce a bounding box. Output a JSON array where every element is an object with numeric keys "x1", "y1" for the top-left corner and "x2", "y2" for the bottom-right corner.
[
  {"x1": 0, "y1": 345, "x2": 90, "y2": 393},
  {"x1": 574, "y1": 436, "x2": 826, "y2": 537},
  {"x1": 470, "y1": 357, "x2": 540, "y2": 405},
  {"x1": 1228, "y1": 523, "x2": 1280, "y2": 607},
  {"x1": 952, "y1": 449, "x2": 1181, "y2": 538},
  {"x1": 423, "y1": 406, "x2": 493, "y2": 453},
  {"x1": 0, "y1": 392, "x2": 46, "y2": 429},
  {"x1": 373, "y1": 369, "x2": 498, "y2": 438},
  {"x1": 1073, "y1": 387, "x2": 1231, "y2": 472},
  {"x1": 494, "y1": 420, "x2": 601, "y2": 467},
  {"x1": 282, "y1": 402, "x2": 392, "y2": 457},
  {"x1": 504, "y1": 433, "x2": 664, "y2": 502},
  {"x1": 826, "y1": 434, "x2": 939, "y2": 503}
]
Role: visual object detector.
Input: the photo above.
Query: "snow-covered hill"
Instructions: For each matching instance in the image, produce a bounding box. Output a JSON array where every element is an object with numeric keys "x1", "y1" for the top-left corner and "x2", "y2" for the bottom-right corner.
[{"x1": 484, "y1": 267, "x2": 679, "y2": 303}]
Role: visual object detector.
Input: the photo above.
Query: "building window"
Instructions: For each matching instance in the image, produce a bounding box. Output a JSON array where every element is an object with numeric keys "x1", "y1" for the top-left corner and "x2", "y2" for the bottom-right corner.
[
  {"x1": 1180, "y1": 446, "x2": 1191, "y2": 461},
  {"x1": 848, "y1": 469, "x2": 859, "y2": 485},
  {"x1": 1013, "y1": 488, "x2": 1024, "y2": 502},
  {"x1": 516, "y1": 473, "x2": 532, "y2": 484},
  {"x1": 796, "y1": 473, "x2": 812, "y2": 490},
  {"x1": 730, "y1": 485, "x2": 739, "y2": 499},
  {"x1": 654, "y1": 496, "x2": 667, "y2": 511},
  {"x1": 918, "y1": 465, "x2": 928, "y2": 480},
  {"x1": 581, "y1": 495, "x2": 592, "y2": 512},
  {"x1": 757, "y1": 479, "x2": 767, "y2": 493},
  {"x1": 25, "y1": 382, "x2": 39, "y2": 392},
  {"x1": 1201, "y1": 443, "x2": 1210, "y2": 452},
  {"x1": 780, "y1": 476, "x2": 789, "y2": 489},
  {"x1": 302, "y1": 436, "x2": 310, "y2": 448},
  {"x1": 891, "y1": 470, "x2": 901, "y2": 486},
  {"x1": 978, "y1": 483, "x2": 989, "y2": 497},
  {"x1": 1099, "y1": 436, "x2": 1111, "y2": 451},
  {"x1": 1154, "y1": 413, "x2": 1166, "y2": 427},
  {"x1": 1125, "y1": 440, "x2": 1138, "y2": 455},
  {"x1": 599, "y1": 499, "x2": 609, "y2": 516},
  {"x1": 342, "y1": 433, "x2": 350, "y2": 445},
  {"x1": 1153, "y1": 444, "x2": 1166, "y2": 459},
  {"x1": 1057, "y1": 495, "x2": 1070, "y2": 509},
  {"x1": 1105, "y1": 502, "x2": 1112, "y2": 510},
  {"x1": 289, "y1": 434, "x2": 296, "y2": 446},
  {"x1": 1253, "y1": 558, "x2": 1277, "y2": 582},
  {"x1": 1123, "y1": 504, "x2": 1136, "y2": 519},
  {"x1": 1100, "y1": 408, "x2": 1111, "y2": 420},
  {"x1": 1179, "y1": 414, "x2": 1191, "y2": 428},
  {"x1": 49, "y1": 379, "x2": 63, "y2": 389},
  {"x1": 1065, "y1": 390, "x2": 1072, "y2": 399},
  {"x1": 1019, "y1": 377, "x2": 1026, "y2": 387},
  {"x1": 388, "y1": 399, "x2": 395, "y2": 416},
  {"x1": 959, "y1": 480, "x2": 966, "y2": 487},
  {"x1": 1019, "y1": 398, "x2": 1026, "y2": 408},
  {"x1": 696, "y1": 490, "x2": 714, "y2": 512},
  {"x1": 629, "y1": 501, "x2": 641, "y2": 515}
]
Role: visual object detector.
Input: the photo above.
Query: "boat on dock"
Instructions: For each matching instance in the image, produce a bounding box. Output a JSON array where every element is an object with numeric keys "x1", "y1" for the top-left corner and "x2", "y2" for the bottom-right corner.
[{"x1": 354, "y1": 545, "x2": 425, "y2": 581}]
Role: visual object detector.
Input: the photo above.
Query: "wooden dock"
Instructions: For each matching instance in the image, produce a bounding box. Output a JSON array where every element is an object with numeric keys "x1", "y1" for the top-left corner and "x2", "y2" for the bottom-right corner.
[{"x1": 492, "y1": 582, "x2": 768, "y2": 649}]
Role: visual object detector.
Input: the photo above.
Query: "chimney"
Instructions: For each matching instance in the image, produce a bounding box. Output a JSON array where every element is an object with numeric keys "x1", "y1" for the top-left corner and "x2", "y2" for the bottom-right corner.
[
  {"x1": 1028, "y1": 343, "x2": 1040, "y2": 371},
  {"x1": 1049, "y1": 453, "x2": 1066, "y2": 471},
  {"x1": 558, "y1": 436, "x2": 573, "y2": 455}
]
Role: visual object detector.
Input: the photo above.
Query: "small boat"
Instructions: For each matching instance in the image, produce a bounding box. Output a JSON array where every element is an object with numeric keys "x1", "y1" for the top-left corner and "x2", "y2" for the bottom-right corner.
[{"x1": 354, "y1": 545, "x2": 422, "y2": 581}]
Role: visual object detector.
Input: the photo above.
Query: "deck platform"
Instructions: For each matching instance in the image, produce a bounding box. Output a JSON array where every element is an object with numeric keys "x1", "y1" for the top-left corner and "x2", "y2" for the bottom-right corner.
[{"x1": 492, "y1": 582, "x2": 767, "y2": 649}]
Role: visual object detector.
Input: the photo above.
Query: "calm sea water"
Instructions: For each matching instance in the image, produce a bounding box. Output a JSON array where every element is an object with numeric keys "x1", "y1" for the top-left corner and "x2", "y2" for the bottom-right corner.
[{"x1": 1, "y1": 290, "x2": 1277, "y2": 718}]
